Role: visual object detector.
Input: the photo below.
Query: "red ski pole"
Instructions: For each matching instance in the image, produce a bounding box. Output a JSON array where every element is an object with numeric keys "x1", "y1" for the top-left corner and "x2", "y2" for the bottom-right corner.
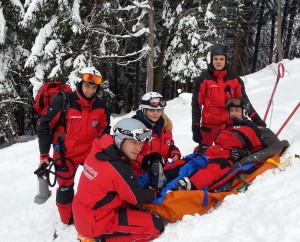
[
  {"x1": 276, "y1": 102, "x2": 300, "y2": 136},
  {"x1": 263, "y1": 63, "x2": 285, "y2": 122}
]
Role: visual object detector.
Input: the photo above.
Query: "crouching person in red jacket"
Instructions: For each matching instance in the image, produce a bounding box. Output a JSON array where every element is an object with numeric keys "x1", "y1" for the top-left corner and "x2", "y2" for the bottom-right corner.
[{"x1": 73, "y1": 118, "x2": 164, "y2": 242}]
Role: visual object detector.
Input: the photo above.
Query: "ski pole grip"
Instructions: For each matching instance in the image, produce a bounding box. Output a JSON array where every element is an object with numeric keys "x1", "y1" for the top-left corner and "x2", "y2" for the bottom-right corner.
[{"x1": 277, "y1": 63, "x2": 284, "y2": 78}]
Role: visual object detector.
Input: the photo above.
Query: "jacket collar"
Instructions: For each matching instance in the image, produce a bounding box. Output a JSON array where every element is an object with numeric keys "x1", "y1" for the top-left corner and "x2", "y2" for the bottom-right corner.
[{"x1": 94, "y1": 134, "x2": 128, "y2": 162}]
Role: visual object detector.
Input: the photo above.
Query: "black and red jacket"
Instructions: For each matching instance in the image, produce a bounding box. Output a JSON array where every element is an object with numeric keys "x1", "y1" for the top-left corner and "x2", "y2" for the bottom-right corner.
[
  {"x1": 192, "y1": 65, "x2": 265, "y2": 127},
  {"x1": 72, "y1": 134, "x2": 156, "y2": 238},
  {"x1": 37, "y1": 90, "x2": 110, "y2": 161},
  {"x1": 205, "y1": 118, "x2": 265, "y2": 161}
]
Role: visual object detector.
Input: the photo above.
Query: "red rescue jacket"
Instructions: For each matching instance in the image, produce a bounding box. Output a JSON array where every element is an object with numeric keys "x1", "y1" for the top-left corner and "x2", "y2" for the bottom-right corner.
[
  {"x1": 37, "y1": 90, "x2": 110, "y2": 162},
  {"x1": 131, "y1": 111, "x2": 181, "y2": 176},
  {"x1": 72, "y1": 134, "x2": 156, "y2": 238},
  {"x1": 205, "y1": 118, "x2": 264, "y2": 161},
  {"x1": 191, "y1": 65, "x2": 263, "y2": 126}
]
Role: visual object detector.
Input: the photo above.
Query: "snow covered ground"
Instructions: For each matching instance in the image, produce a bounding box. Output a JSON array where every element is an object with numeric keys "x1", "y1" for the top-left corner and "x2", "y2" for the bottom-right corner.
[{"x1": 0, "y1": 59, "x2": 299, "y2": 241}]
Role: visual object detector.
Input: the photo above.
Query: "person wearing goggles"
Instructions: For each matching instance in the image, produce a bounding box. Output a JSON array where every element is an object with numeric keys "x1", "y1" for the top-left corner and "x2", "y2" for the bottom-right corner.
[
  {"x1": 37, "y1": 66, "x2": 110, "y2": 225},
  {"x1": 78, "y1": 67, "x2": 103, "y2": 99},
  {"x1": 131, "y1": 92, "x2": 182, "y2": 177},
  {"x1": 73, "y1": 118, "x2": 164, "y2": 241},
  {"x1": 141, "y1": 96, "x2": 167, "y2": 108},
  {"x1": 114, "y1": 127, "x2": 152, "y2": 143},
  {"x1": 192, "y1": 43, "x2": 266, "y2": 154}
]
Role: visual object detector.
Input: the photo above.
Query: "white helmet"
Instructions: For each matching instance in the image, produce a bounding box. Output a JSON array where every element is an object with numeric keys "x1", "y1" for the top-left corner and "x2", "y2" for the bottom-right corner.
[
  {"x1": 79, "y1": 67, "x2": 103, "y2": 85},
  {"x1": 113, "y1": 118, "x2": 152, "y2": 149},
  {"x1": 141, "y1": 92, "x2": 166, "y2": 111}
]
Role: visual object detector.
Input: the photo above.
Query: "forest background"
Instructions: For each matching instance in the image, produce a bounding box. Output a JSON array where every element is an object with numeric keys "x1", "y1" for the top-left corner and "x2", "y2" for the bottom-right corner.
[{"x1": 0, "y1": 0, "x2": 299, "y2": 145}]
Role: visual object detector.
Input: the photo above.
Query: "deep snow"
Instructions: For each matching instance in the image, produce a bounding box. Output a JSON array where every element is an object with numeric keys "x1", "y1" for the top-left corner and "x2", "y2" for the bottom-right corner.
[{"x1": 0, "y1": 59, "x2": 299, "y2": 242}]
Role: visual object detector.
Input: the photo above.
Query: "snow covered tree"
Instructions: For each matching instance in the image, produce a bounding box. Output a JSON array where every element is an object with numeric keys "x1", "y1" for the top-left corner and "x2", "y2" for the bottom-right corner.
[
  {"x1": 20, "y1": 0, "x2": 153, "y2": 113},
  {"x1": 162, "y1": 0, "x2": 217, "y2": 96},
  {"x1": 0, "y1": 0, "x2": 33, "y2": 144}
]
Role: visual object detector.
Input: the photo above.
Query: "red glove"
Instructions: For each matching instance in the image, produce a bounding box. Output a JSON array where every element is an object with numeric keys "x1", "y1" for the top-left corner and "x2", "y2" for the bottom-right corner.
[{"x1": 40, "y1": 154, "x2": 50, "y2": 165}]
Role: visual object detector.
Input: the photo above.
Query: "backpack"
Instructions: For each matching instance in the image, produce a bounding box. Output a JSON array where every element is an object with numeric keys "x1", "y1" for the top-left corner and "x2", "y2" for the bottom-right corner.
[{"x1": 34, "y1": 82, "x2": 72, "y2": 116}]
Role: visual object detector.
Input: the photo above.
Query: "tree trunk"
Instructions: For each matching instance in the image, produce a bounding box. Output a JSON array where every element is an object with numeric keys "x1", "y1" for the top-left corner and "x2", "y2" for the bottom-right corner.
[
  {"x1": 283, "y1": 0, "x2": 300, "y2": 59},
  {"x1": 231, "y1": 1, "x2": 250, "y2": 75},
  {"x1": 281, "y1": 0, "x2": 290, "y2": 42},
  {"x1": 133, "y1": 38, "x2": 142, "y2": 110},
  {"x1": 252, "y1": 0, "x2": 265, "y2": 73},
  {"x1": 154, "y1": 28, "x2": 168, "y2": 96},
  {"x1": 269, "y1": 13, "x2": 276, "y2": 63},
  {"x1": 146, "y1": 0, "x2": 154, "y2": 92},
  {"x1": 277, "y1": 0, "x2": 283, "y2": 61}
]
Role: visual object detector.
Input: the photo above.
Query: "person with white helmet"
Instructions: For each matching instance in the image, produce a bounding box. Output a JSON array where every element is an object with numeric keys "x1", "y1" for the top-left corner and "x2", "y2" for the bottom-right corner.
[
  {"x1": 131, "y1": 91, "x2": 182, "y2": 177},
  {"x1": 73, "y1": 118, "x2": 164, "y2": 241},
  {"x1": 37, "y1": 66, "x2": 110, "y2": 225},
  {"x1": 192, "y1": 43, "x2": 266, "y2": 154},
  {"x1": 78, "y1": 66, "x2": 103, "y2": 98}
]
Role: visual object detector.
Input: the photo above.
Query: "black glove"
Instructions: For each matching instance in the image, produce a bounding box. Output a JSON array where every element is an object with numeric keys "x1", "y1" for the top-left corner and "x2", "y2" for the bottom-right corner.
[
  {"x1": 195, "y1": 143, "x2": 208, "y2": 155},
  {"x1": 192, "y1": 124, "x2": 202, "y2": 143},
  {"x1": 141, "y1": 152, "x2": 165, "y2": 170},
  {"x1": 251, "y1": 114, "x2": 266, "y2": 127},
  {"x1": 230, "y1": 147, "x2": 250, "y2": 162}
]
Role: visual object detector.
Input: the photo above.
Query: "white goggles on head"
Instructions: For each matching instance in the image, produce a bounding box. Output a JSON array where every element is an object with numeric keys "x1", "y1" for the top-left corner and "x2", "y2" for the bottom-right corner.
[{"x1": 115, "y1": 128, "x2": 152, "y2": 142}]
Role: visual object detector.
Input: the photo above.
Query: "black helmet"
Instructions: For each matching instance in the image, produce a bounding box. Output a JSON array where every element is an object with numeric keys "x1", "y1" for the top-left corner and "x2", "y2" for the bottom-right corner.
[{"x1": 211, "y1": 44, "x2": 228, "y2": 57}]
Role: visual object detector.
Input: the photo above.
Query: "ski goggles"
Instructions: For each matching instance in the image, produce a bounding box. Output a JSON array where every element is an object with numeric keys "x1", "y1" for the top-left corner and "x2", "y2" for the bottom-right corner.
[
  {"x1": 225, "y1": 97, "x2": 242, "y2": 107},
  {"x1": 115, "y1": 128, "x2": 152, "y2": 142},
  {"x1": 141, "y1": 97, "x2": 166, "y2": 108},
  {"x1": 81, "y1": 73, "x2": 103, "y2": 85}
]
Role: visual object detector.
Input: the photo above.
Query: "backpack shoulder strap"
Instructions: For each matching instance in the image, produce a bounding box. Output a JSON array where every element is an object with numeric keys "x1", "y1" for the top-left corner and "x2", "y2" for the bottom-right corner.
[
  {"x1": 53, "y1": 91, "x2": 70, "y2": 133},
  {"x1": 59, "y1": 91, "x2": 70, "y2": 132}
]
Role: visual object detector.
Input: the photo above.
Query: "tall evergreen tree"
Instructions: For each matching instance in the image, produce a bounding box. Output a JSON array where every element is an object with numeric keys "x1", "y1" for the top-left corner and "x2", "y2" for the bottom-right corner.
[
  {"x1": 0, "y1": 0, "x2": 33, "y2": 144},
  {"x1": 162, "y1": 0, "x2": 216, "y2": 95}
]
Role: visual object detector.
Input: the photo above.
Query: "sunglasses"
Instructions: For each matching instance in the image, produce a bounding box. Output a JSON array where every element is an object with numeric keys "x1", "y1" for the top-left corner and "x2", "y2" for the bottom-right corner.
[
  {"x1": 225, "y1": 97, "x2": 242, "y2": 107},
  {"x1": 115, "y1": 128, "x2": 152, "y2": 142},
  {"x1": 142, "y1": 97, "x2": 166, "y2": 108},
  {"x1": 82, "y1": 73, "x2": 103, "y2": 85}
]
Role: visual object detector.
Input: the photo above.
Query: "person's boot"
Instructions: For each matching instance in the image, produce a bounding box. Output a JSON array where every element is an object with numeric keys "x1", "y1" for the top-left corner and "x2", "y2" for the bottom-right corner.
[
  {"x1": 173, "y1": 177, "x2": 191, "y2": 191},
  {"x1": 148, "y1": 160, "x2": 166, "y2": 189}
]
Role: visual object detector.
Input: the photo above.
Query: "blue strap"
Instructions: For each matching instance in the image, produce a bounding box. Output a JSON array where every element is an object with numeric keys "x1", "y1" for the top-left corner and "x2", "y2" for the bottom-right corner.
[
  {"x1": 151, "y1": 154, "x2": 208, "y2": 204},
  {"x1": 202, "y1": 190, "x2": 209, "y2": 207}
]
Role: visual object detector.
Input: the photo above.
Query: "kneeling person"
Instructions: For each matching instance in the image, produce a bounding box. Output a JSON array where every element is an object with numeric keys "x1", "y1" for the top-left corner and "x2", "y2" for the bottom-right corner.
[{"x1": 73, "y1": 118, "x2": 164, "y2": 241}]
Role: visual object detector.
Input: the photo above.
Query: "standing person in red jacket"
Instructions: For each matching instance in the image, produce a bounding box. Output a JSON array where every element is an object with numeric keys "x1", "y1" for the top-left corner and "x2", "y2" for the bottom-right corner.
[
  {"x1": 131, "y1": 92, "x2": 182, "y2": 176},
  {"x1": 73, "y1": 118, "x2": 164, "y2": 242},
  {"x1": 192, "y1": 43, "x2": 266, "y2": 153},
  {"x1": 37, "y1": 67, "x2": 110, "y2": 225},
  {"x1": 175, "y1": 97, "x2": 265, "y2": 191}
]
